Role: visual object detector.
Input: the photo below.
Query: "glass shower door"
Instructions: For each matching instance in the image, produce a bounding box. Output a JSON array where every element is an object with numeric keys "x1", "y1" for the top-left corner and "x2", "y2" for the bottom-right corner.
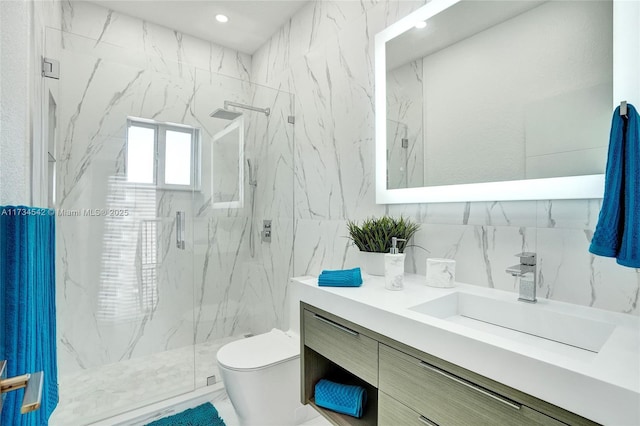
[
  {"x1": 191, "y1": 69, "x2": 296, "y2": 388},
  {"x1": 47, "y1": 27, "x2": 198, "y2": 424}
]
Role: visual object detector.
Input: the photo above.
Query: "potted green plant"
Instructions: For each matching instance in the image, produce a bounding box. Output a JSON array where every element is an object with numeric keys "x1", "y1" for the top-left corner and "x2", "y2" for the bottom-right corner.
[{"x1": 346, "y1": 216, "x2": 421, "y2": 276}]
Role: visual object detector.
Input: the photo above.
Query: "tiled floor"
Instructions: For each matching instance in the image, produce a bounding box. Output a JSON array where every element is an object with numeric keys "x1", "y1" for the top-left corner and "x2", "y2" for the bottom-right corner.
[
  {"x1": 215, "y1": 399, "x2": 331, "y2": 426},
  {"x1": 50, "y1": 336, "x2": 242, "y2": 426}
]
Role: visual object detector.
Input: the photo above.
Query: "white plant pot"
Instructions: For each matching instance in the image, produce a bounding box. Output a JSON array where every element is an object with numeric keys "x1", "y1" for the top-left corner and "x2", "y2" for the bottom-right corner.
[{"x1": 359, "y1": 251, "x2": 386, "y2": 276}]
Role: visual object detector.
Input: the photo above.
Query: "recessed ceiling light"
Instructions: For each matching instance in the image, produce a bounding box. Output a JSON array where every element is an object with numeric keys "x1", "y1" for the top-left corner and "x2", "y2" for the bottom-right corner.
[
  {"x1": 216, "y1": 14, "x2": 229, "y2": 23},
  {"x1": 414, "y1": 21, "x2": 427, "y2": 29}
]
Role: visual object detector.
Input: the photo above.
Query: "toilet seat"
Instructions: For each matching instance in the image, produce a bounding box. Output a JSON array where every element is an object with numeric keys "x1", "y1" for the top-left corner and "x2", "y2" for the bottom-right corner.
[{"x1": 217, "y1": 329, "x2": 299, "y2": 372}]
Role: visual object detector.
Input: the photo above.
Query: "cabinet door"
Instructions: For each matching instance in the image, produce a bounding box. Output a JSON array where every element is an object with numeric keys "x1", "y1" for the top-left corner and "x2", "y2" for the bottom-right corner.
[
  {"x1": 303, "y1": 309, "x2": 378, "y2": 386},
  {"x1": 379, "y1": 344, "x2": 564, "y2": 426}
]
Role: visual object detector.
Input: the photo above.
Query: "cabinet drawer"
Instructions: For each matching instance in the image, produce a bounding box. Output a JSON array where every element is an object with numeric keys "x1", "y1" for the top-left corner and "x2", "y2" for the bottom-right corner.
[
  {"x1": 379, "y1": 391, "x2": 439, "y2": 426},
  {"x1": 303, "y1": 309, "x2": 378, "y2": 386},
  {"x1": 379, "y1": 344, "x2": 563, "y2": 426}
]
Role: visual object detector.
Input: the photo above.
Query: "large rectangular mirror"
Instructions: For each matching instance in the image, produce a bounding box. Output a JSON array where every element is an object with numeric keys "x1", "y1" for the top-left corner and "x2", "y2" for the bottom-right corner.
[{"x1": 375, "y1": 0, "x2": 630, "y2": 204}]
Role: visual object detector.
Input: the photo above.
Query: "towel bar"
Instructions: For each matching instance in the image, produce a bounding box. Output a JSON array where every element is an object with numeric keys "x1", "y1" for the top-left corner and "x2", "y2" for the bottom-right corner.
[{"x1": 0, "y1": 360, "x2": 43, "y2": 414}]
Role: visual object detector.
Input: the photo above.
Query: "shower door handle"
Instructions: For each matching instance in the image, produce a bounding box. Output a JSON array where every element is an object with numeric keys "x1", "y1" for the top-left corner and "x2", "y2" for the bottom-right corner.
[
  {"x1": 0, "y1": 360, "x2": 43, "y2": 414},
  {"x1": 176, "y1": 211, "x2": 185, "y2": 250}
]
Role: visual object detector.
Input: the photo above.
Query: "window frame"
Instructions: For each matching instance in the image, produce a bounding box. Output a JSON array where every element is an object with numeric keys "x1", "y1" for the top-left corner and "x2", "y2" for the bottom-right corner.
[{"x1": 126, "y1": 118, "x2": 201, "y2": 191}]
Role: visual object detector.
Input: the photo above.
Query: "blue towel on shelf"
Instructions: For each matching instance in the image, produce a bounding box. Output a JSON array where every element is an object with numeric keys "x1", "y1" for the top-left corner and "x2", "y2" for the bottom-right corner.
[
  {"x1": 315, "y1": 379, "x2": 367, "y2": 418},
  {"x1": 318, "y1": 267, "x2": 363, "y2": 287},
  {"x1": 1, "y1": 206, "x2": 58, "y2": 426},
  {"x1": 589, "y1": 104, "x2": 640, "y2": 268}
]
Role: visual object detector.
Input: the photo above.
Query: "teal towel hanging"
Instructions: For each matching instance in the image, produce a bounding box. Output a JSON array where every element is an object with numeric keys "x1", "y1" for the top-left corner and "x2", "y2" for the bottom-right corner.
[{"x1": 589, "y1": 104, "x2": 640, "y2": 267}]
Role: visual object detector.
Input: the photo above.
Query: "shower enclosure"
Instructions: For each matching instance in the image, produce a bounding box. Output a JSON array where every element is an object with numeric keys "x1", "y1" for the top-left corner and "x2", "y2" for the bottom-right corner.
[{"x1": 44, "y1": 4, "x2": 295, "y2": 422}]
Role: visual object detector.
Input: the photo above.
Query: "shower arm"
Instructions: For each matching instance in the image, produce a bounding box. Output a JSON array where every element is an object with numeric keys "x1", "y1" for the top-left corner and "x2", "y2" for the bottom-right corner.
[{"x1": 224, "y1": 101, "x2": 270, "y2": 117}]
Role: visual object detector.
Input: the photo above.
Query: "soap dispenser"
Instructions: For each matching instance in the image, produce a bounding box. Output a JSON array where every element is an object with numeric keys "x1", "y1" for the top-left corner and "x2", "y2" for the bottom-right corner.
[{"x1": 385, "y1": 237, "x2": 406, "y2": 291}]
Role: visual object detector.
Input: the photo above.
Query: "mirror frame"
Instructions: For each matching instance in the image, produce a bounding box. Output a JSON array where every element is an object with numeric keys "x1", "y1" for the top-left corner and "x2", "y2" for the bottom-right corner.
[
  {"x1": 374, "y1": 0, "x2": 633, "y2": 204},
  {"x1": 211, "y1": 117, "x2": 244, "y2": 209}
]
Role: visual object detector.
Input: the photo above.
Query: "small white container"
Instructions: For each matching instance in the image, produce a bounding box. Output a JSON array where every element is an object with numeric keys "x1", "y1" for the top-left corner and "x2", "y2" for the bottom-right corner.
[{"x1": 426, "y1": 258, "x2": 456, "y2": 288}]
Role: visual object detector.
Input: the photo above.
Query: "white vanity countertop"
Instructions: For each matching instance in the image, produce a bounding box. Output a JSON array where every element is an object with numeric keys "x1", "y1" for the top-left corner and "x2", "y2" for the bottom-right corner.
[{"x1": 291, "y1": 274, "x2": 640, "y2": 425}]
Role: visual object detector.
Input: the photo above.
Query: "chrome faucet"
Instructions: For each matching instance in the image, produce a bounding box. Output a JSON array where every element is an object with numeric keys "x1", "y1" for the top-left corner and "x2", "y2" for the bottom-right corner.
[{"x1": 506, "y1": 252, "x2": 537, "y2": 303}]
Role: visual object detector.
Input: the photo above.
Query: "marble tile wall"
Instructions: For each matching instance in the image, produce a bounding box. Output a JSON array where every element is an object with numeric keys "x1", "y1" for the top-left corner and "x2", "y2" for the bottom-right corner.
[
  {"x1": 251, "y1": 0, "x2": 639, "y2": 316},
  {"x1": 53, "y1": 0, "x2": 295, "y2": 394},
  {"x1": 59, "y1": 1, "x2": 251, "y2": 82}
]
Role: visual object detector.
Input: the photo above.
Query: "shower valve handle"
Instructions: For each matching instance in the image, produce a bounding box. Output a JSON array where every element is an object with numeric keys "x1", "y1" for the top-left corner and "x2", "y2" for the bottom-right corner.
[{"x1": 176, "y1": 211, "x2": 185, "y2": 250}]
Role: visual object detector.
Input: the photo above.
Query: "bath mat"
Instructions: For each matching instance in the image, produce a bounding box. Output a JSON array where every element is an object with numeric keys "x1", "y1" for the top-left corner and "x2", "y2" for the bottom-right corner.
[{"x1": 145, "y1": 403, "x2": 226, "y2": 426}]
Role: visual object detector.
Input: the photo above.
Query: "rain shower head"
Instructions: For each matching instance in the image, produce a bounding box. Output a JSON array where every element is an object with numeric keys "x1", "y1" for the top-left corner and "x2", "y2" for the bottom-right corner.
[
  {"x1": 210, "y1": 108, "x2": 243, "y2": 120},
  {"x1": 211, "y1": 100, "x2": 270, "y2": 120}
]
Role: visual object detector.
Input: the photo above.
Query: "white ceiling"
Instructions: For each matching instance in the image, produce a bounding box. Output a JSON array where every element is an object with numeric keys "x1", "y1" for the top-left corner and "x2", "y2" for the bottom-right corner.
[{"x1": 90, "y1": 0, "x2": 310, "y2": 55}]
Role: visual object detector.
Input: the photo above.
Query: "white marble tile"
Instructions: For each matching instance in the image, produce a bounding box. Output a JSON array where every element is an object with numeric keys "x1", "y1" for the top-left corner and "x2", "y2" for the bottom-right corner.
[
  {"x1": 245, "y1": 85, "x2": 296, "y2": 221},
  {"x1": 405, "y1": 224, "x2": 534, "y2": 293},
  {"x1": 293, "y1": 219, "x2": 364, "y2": 276},
  {"x1": 290, "y1": 19, "x2": 384, "y2": 220},
  {"x1": 50, "y1": 336, "x2": 242, "y2": 426},
  {"x1": 455, "y1": 201, "x2": 539, "y2": 227},
  {"x1": 367, "y1": 0, "x2": 428, "y2": 30},
  {"x1": 291, "y1": 1, "x2": 372, "y2": 64},
  {"x1": 384, "y1": 203, "x2": 430, "y2": 222},
  {"x1": 62, "y1": 1, "x2": 117, "y2": 46},
  {"x1": 386, "y1": 200, "x2": 538, "y2": 228},
  {"x1": 537, "y1": 227, "x2": 639, "y2": 315},
  {"x1": 62, "y1": 1, "x2": 252, "y2": 81},
  {"x1": 254, "y1": 0, "x2": 382, "y2": 88},
  {"x1": 251, "y1": 17, "x2": 293, "y2": 88},
  {"x1": 57, "y1": 55, "x2": 189, "y2": 207},
  {"x1": 55, "y1": 205, "x2": 198, "y2": 373},
  {"x1": 191, "y1": 215, "x2": 294, "y2": 339},
  {"x1": 536, "y1": 199, "x2": 602, "y2": 230}
]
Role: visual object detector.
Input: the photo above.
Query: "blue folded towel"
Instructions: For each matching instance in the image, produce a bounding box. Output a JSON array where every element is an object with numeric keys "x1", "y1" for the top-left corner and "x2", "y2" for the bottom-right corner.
[
  {"x1": 314, "y1": 379, "x2": 367, "y2": 418},
  {"x1": 589, "y1": 104, "x2": 640, "y2": 267},
  {"x1": 318, "y1": 267, "x2": 363, "y2": 287}
]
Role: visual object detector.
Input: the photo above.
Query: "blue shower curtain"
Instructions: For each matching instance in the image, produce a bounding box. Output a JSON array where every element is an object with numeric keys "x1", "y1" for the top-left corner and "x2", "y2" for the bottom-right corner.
[{"x1": 1, "y1": 206, "x2": 58, "y2": 425}]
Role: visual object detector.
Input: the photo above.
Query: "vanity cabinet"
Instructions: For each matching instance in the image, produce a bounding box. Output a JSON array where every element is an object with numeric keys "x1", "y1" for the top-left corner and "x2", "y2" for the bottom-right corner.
[{"x1": 300, "y1": 302, "x2": 599, "y2": 426}]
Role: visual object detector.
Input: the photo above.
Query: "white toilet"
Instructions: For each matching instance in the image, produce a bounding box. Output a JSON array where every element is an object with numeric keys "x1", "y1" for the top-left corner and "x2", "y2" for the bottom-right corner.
[{"x1": 216, "y1": 285, "x2": 315, "y2": 425}]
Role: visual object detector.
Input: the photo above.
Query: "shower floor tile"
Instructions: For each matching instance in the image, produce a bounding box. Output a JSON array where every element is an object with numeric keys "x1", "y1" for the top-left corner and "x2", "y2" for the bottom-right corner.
[{"x1": 50, "y1": 336, "x2": 242, "y2": 426}]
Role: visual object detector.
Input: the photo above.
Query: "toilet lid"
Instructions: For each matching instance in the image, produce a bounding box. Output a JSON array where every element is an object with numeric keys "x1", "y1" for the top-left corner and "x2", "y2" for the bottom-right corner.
[{"x1": 216, "y1": 329, "x2": 299, "y2": 371}]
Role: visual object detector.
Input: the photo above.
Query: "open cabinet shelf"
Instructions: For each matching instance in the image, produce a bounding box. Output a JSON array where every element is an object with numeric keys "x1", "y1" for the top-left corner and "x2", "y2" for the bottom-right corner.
[{"x1": 307, "y1": 396, "x2": 378, "y2": 426}]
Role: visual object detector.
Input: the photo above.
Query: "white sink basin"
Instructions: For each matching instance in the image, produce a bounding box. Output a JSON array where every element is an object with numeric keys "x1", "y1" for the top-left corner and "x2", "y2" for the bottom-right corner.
[{"x1": 410, "y1": 292, "x2": 616, "y2": 353}]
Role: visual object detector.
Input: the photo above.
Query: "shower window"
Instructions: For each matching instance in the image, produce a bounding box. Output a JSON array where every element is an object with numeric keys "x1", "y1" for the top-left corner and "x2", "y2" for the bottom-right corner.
[{"x1": 126, "y1": 118, "x2": 200, "y2": 190}]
